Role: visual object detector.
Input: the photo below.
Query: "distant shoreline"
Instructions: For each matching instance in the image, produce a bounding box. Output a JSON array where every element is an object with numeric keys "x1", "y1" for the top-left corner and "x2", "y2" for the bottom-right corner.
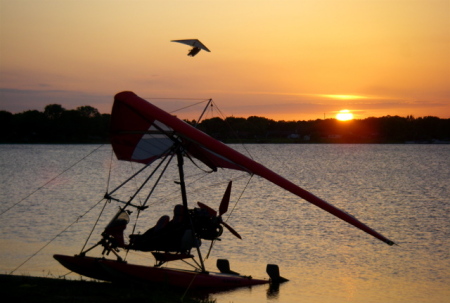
[{"x1": 2, "y1": 108, "x2": 449, "y2": 144}]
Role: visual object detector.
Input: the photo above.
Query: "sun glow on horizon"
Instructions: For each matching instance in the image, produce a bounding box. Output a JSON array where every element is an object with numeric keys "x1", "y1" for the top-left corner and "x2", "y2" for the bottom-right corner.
[
  {"x1": 336, "y1": 110, "x2": 354, "y2": 121},
  {"x1": 321, "y1": 95, "x2": 367, "y2": 100}
]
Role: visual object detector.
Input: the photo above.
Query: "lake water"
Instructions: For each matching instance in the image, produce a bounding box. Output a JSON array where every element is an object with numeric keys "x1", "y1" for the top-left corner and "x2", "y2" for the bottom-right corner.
[{"x1": 0, "y1": 144, "x2": 449, "y2": 303}]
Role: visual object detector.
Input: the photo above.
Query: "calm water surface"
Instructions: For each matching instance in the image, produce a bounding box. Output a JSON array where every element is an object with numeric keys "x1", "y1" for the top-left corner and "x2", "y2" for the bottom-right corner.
[{"x1": 0, "y1": 144, "x2": 449, "y2": 303}]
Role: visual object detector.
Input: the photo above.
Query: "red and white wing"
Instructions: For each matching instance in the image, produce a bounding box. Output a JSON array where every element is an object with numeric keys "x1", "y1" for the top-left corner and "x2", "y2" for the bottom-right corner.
[{"x1": 110, "y1": 91, "x2": 395, "y2": 246}]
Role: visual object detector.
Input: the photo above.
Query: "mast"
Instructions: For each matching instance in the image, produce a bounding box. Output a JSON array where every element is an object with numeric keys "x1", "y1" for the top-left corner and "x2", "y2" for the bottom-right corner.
[
  {"x1": 194, "y1": 98, "x2": 212, "y2": 128},
  {"x1": 176, "y1": 149, "x2": 189, "y2": 210},
  {"x1": 176, "y1": 148, "x2": 206, "y2": 272}
]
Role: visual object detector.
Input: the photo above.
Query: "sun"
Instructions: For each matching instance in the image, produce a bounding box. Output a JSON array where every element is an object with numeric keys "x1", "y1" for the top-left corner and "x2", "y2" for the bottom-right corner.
[{"x1": 336, "y1": 110, "x2": 354, "y2": 121}]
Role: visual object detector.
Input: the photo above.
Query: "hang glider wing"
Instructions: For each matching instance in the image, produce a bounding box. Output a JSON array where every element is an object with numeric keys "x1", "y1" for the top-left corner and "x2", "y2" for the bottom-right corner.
[
  {"x1": 171, "y1": 39, "x2": 211, "y2": 52},
  {"x1": 171, "y1": 39, "x2": 210, "y2": 56},
  {"x1": 110, "y1": 91, "x2": 395, "y2": 246}
]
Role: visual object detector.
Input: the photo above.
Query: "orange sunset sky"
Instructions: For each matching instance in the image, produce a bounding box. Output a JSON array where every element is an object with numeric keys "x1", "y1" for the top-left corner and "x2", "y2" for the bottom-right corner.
[{"x1": 1, "y1": 0, "x2": 449, "y2": 121}]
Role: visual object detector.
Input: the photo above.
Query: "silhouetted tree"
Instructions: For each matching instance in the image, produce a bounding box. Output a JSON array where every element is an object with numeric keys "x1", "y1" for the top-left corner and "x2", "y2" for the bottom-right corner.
[
  {"x1": 0, "y1": 110, "x2": 14, "y2": 141},
  {"x1": 198, "y1": 117, "x2": 227, "y2": 139},
  {"x1": 247, "y1": 116, "x2": 272, "y2": 139},
  {"x1": 14, "y1": 110, "x2": 46, "y2": 142},
  {"x1": 44, "y1": 104, "x2": 65, "y2": 120},
  {"x1": 77, "y1": 105, "x2": 100, "y2": 118}
]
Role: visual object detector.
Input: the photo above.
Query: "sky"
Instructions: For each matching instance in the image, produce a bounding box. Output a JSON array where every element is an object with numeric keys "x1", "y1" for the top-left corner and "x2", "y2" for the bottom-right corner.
[{"x1": 1, "y1": 0, "x2": 449, "y2": 121}]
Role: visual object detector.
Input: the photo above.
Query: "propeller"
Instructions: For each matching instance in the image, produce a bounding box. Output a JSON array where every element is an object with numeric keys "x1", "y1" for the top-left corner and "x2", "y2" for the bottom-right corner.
[{"x1": 197, "y1": 181, "x2": 242, "y2": 240}]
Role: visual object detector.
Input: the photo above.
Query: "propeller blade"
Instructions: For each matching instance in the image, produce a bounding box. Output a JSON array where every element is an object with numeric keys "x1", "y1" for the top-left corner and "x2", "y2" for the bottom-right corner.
[
  {"x1": 197, "y1": 202, "x2": 217, "y2": 217},
  {"x1": 219, "y1": 181, "x2": 232, "y2": 216},
  {"x1": 221, "y1": 221, "x2": 242, "y2": 239}
]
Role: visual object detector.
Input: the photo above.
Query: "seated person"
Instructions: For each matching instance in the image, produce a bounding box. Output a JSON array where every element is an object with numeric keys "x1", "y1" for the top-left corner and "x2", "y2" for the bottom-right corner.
[
  {"x1": 103, "y1": 209, "x2": 130, "y2": 248},
  {"x1": 129, "y1": 205, "x2": 193, "y2": 252},
  {"x1": 141, "y1": 215, "x2": 170, "y2": 238},
  {"x1": 167, "y1": 204, "x2": 185, "y2": 228}
]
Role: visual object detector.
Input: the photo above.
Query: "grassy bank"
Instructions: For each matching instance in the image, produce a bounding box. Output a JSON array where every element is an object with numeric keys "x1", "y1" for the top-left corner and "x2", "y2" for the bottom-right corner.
[{"x1": 0, "y1": 274, "x2": 216, "y2": 303}]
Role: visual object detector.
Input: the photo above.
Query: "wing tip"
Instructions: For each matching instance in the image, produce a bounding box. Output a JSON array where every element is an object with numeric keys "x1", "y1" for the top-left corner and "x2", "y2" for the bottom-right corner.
[{"x1": 385, "y1": 239, "x2": 396, "y2": 246}]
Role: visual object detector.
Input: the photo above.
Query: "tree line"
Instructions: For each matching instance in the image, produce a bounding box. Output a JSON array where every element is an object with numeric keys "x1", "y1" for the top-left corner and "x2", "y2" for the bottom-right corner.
[
  {"x1": 1, "y1": 104, "x2": 449, "y2": 143},
  {"x1": 0, "y1": 104, "x2": 110, "y2": 143},
  {"x1": 195, "y1": 115, "x2": 450, "y2": 143}
]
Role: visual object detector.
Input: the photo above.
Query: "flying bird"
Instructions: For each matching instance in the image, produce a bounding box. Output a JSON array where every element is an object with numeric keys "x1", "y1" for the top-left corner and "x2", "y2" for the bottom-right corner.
[{"x1": 171, "y1": 39, "x2": 211, "y2": 57}]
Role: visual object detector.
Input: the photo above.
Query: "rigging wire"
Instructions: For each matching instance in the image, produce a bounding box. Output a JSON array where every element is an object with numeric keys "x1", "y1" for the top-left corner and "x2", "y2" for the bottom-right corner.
[
  {"x1": 204, "y1": 174, "x2": 253, "y2": 260},
  {"x1": 107, "y1": 161, "x2": 150, "y2": 197},
  {"x1": 127, "y1": 153, "x2": 176, "y2": 248},
  {"x1": 170, "y1": 99, "x2": 211, "y2": 115},
  {"x1": 9, "y1": 195, "x2": 107, "y2": 274},
  {"x1": 141, "y1": 153, "x2": 176, "y2": 208},
  {"x1": 0, "y1": 144, "x2": 105, "y2": 217},
  {"x1": 144, "y1": 171, "x2": 249, "y2": 210},
  {"x1": 105, "y1": 146, "x2": 115, "y2": 194},
  {"x1": 79, "y1": 198, "x2": 109, "y2": 253},
  {"x1": 225, "y1": 174, "x2": 254, "y2": 223},
  {"x1": 127, "y1": 162, "x2": 145, "y2": 208},
  {"x1": 81, "y1": 145, "x2": 123, "y2": 254},
  {"x1": 210, "y1": 99, "x2": 255, "y2": 161},
  {"x1": 142, "y1": 97, "x2": 211, "y2": 115},
  {"x1": 143, "y1": 97, "x2": 210, "y2": 101},
  {"x1": 210, "y1": 99, "x2": 292, "y2": 173}
]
